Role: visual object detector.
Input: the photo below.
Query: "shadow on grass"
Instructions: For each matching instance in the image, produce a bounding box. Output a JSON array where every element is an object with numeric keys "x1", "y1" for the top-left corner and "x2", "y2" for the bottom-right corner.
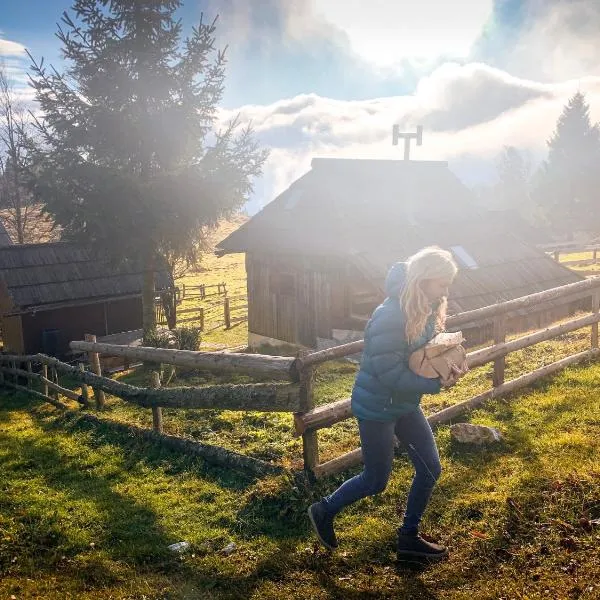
[
  {"x1": 0, "y1": 429, "x2": 180, "y2": 584},
  {"x1": 50, "y1": 410, "x2": 259, "y2": 493}
]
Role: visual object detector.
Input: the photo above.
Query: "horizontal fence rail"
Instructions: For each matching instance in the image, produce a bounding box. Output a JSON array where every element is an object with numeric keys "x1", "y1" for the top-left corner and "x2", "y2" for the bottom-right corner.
[{"x1": 69, "y1": 341, "x2": 296, "y2": 381}]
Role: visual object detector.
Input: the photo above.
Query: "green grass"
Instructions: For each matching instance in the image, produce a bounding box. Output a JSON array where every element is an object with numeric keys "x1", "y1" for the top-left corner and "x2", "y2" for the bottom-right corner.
[{"x1": 1, "y1": 356, "x2": 600, "y2": 599}]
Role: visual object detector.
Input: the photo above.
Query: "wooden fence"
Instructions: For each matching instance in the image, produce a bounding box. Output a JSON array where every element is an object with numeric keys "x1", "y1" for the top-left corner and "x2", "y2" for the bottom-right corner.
[
  {"x1": 2, "y1": 276, "x2": 600, "y2": 481},
  {"x1": 155, "y1": 284, "x2": 248, "y2": 332},
  {"x1": 539, "y1": 243, "x2": 600, "y2": 266}
]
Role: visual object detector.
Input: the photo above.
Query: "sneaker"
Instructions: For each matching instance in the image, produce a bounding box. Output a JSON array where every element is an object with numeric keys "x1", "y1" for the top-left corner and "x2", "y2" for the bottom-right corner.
[
  {"x1": 308, "y1": 501, "x2": 338, "y2": 550},
  {"x1": 397, "y1": 532, "x2": 448, "y2": 561}
]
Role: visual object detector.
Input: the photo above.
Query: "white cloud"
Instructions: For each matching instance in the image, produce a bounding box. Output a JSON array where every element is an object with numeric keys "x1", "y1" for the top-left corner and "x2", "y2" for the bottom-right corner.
[
  {"x1": 489, "y1": 0, "x2": 600, "y2": 81},
  {"x1": 314, "y1": 0, "x2": 494, "y2": 64},
  {"x1": 220, "y1": 63, "x2": 600, "y2": 208},
  {"x1": 0, "y1": 38, "x2": 27, "y2": 57}
]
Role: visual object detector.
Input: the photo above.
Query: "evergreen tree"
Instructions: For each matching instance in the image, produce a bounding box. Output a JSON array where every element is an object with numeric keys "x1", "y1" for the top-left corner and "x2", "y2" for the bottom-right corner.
[
  {"x1": 533, "y1": 92, "x2": 600, "y2": 236},
  {"x1": 27, "y1": 1, "x2": 267, "y2": 339}
]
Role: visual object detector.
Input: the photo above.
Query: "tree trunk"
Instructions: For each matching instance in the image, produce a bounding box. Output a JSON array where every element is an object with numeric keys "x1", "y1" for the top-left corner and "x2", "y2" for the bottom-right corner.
[{"x1": 142, "y1": 250, "x2": 157, "y2": 343}]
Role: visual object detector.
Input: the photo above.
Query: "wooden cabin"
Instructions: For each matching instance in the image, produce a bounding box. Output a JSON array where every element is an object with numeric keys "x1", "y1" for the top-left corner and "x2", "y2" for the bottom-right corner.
[
  {"x1": 0, "y1": 242, "x2": 173, "y2": 356},
  {"x1": 217, "y1": 158, "x2": 583, "y2": 349}
]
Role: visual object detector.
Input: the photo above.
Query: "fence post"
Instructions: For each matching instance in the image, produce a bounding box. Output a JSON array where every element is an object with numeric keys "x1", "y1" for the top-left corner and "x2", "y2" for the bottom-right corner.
[
  {"x1": 42, "y1": 364, "x2": 48, "y2": 397},
  {"x1": 51, "y1": 367, "x2": 59, "y2": 401},
  {"x1": 199, "y1": 307, "x2": 205, "y2": 331},
  {"x1": 592, "y1": 292, "x2": 599, "y2": 349},
  {"x1": 27, "y1": 361, "x2": 32, "y2": 389},
  {"x1": 299, "y1": 351, "x2": 319, "y2": 478},
  {"x1": 11, "y1": 360, "x2": 16, "y2": 386},
  {"x1": 224, "y1": 297, "x2": 231, "y2": 329},
  {"x1": 85, "y1": 333, "x2": 106, "y2": 409},
  {"x1": 151, "y1": 371, "x2": 163, "y2": 433},
  {"x1": 201, "y1": 284, "x2": 205, "y2": 299},
  {"x1": 182, "y1": 283, "x2": 186, "y2": 299},
  {"x1": 594, "y1": 249, "x2": 598, "y2": 264},
  {"x1": 553, "y1": 250, "x2": 560, "y2": 262},
  {"x1": 492, "y1": 315, "x2": 506, "y2": 387},
  {"x1": 79, "y1": 363, "x2": 90, "y2": 408}
]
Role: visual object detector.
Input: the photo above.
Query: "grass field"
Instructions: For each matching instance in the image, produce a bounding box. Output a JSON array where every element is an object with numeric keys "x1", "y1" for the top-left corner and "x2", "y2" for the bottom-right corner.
[{"x1": 1, "y1": 225, "x2": 600, "y2": 598}]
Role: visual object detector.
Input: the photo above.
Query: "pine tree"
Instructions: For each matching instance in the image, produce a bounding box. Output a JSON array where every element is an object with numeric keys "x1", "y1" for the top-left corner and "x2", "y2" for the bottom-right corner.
[
  {"x1": 27, "y1": 0, "x2": 267, "y2": 339},
  {"x1": 533, "y1": 92, "x2": 600, "y2": 236}
]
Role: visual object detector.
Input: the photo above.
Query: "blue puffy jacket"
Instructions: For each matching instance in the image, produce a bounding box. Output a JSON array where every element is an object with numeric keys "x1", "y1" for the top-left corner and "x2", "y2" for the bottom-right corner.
[{"x1": 351, "y1": 262, "x2": 442, "y2": 422}]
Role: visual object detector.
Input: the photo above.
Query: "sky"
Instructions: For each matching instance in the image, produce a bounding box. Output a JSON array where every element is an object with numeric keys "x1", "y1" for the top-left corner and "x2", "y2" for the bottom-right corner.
[{"x1": 2, "y1": 0, "x2": 600, "y2": 213}]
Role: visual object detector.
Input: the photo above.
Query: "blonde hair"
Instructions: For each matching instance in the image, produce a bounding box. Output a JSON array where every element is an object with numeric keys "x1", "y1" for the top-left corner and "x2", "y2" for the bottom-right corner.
[{"x1": 399, "y1": 246, "x2": 458, "y2": 344}]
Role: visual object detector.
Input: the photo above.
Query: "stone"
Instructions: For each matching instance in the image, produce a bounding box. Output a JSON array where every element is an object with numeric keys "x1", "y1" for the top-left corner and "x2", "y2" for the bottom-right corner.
[{"x1": 450, "y1": 423, "x2": 502, "y2": 445}]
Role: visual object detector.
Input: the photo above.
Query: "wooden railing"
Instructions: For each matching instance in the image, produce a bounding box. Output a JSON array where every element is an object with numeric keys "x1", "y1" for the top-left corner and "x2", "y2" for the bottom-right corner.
[
  {"x1": 2, "y1": 276, "x2": 600, "y2": 481},
  {"x1": 291, "y1": 276, "x2": 600, "y2": 479}
]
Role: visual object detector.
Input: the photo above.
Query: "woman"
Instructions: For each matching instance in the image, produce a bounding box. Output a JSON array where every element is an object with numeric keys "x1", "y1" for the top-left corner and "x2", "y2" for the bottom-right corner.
[{"x1": 308, "y1": 246, "x2": 466, "y2": 560}]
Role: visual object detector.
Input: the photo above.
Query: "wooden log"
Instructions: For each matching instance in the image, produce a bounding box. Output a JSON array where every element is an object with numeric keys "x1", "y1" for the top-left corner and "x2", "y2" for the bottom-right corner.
[
  {"x1": 298, "y1": 313, "x2": 600, "y2": 435},
  {"x1": 199, "y1": 307, "x2": 204, "y2": 331},
  {"x1": 492, "y1": 315, "x2": 506, "y2": 387},
  {"x1": 447, "y1": 277, "x2": 600, "y2": 329},
  {"x1": 19, "y1": 357, "x2": 302, "y2": 411},
  {"x1": 151, "y1": 371, "x2": 163, "y2": 433},
  {"x1": 79, "y1": 363, "x2": 90, "y2": 407},
  {"x1": 69, "y1": 341, "x2": 297, "y2": 381},
  {"x1": 73, "y1": 413, "x2": 285, "y2": 477},
  {"x1": 2, "y1": 366, "x2": 81, "y2": 402},
  {"x1": 27, "y1": 361, "x2": 32, "y2": 389},
  {"x1": 51, "y1": 367, "x2": 59, "y2": 401},
  {"x1": 294, "y1": 397, "x2": 352, "y2": 436},
  {"x1": 313, "y1": 448, "x2": 363, "y2": 479},
  {"x1": 224, "y1": 297, "x2": 231, "y2": 329},
  {"x1": 85, "y1": 334, "x2": 106, "y2": 409},
  {"x1": 42, "y1": 364, "x2": 48, "y2": 397},
  {"x1": 592, "y1": 293, "x2": 599, "y2": 349},
  {"x1": 428, "y1": 348, "x2": 600, "y2": 426},
  {"x1": 467, "y1": 312, "x2": 600, "y2": 368},
  {"x1": 298, "y1": 350, "x2": 319, "y2": 476},
  {"x1": 1, "y1": 378, "x2": 71, "y2": 410},
  {"x1": 314, "y1": 348, "x2": 600, "y2": 478}
]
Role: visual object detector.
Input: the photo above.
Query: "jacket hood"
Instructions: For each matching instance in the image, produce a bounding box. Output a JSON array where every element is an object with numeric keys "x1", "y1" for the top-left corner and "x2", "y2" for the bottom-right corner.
[{"x1": 384, "y1": 262, "x2": 407, "y2": 297}]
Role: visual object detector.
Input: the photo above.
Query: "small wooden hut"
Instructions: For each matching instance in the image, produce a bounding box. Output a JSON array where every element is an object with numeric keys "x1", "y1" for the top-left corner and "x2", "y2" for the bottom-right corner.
[
  {"x1": 0, "y1": 242, "x2": 173, "y2": 356},
  {"x1": 217, "y1": 158, "x2": 583, "y2": 349}
]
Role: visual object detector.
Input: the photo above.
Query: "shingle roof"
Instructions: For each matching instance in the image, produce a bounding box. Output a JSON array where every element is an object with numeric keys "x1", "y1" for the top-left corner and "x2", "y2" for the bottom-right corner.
[
  {"x1": 0, "y1": 242, "x2": 172, "y2": 310},
  {"x1": 217, "y1": 158, "x2": 582, "y2": 309}
]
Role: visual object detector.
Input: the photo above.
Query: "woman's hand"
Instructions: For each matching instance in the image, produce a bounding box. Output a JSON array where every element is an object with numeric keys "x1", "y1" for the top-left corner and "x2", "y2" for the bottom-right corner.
[{"x1": 440, "y1": 363, "x2": 468, "y2": 388}]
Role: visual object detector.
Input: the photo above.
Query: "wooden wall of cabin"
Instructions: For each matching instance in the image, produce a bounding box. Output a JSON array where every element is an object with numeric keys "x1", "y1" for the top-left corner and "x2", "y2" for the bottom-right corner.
[
  {"x1": 246, "y1": 253, "x2": 349, "y2": 347},
  {"x1": 18, "y1": 297, "x2": 144, "y2": 357}
]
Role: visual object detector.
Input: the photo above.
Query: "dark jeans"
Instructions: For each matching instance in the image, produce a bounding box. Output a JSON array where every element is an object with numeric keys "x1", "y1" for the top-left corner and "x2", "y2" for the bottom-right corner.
[{"x1": 323, "y1": 407, "x2": 441, "y2": 534}]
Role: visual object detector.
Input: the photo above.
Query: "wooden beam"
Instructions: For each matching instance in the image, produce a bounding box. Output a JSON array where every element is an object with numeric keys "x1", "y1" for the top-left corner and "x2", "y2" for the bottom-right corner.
[
  {"x1": 69, "y1": 341, "x2": 297, "y2": 381},
  {"x1": 0, "y1": 366, "x2": 81, "y2": 402}
]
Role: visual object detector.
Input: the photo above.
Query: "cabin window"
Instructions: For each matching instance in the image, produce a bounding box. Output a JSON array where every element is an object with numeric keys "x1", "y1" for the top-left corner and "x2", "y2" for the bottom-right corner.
[
  {"x1": 270, "y1": 272, "x2": 296, "y2": 297},
  {"x1": 450, "y1": 245, "x2": 479, "y2": 269}
]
